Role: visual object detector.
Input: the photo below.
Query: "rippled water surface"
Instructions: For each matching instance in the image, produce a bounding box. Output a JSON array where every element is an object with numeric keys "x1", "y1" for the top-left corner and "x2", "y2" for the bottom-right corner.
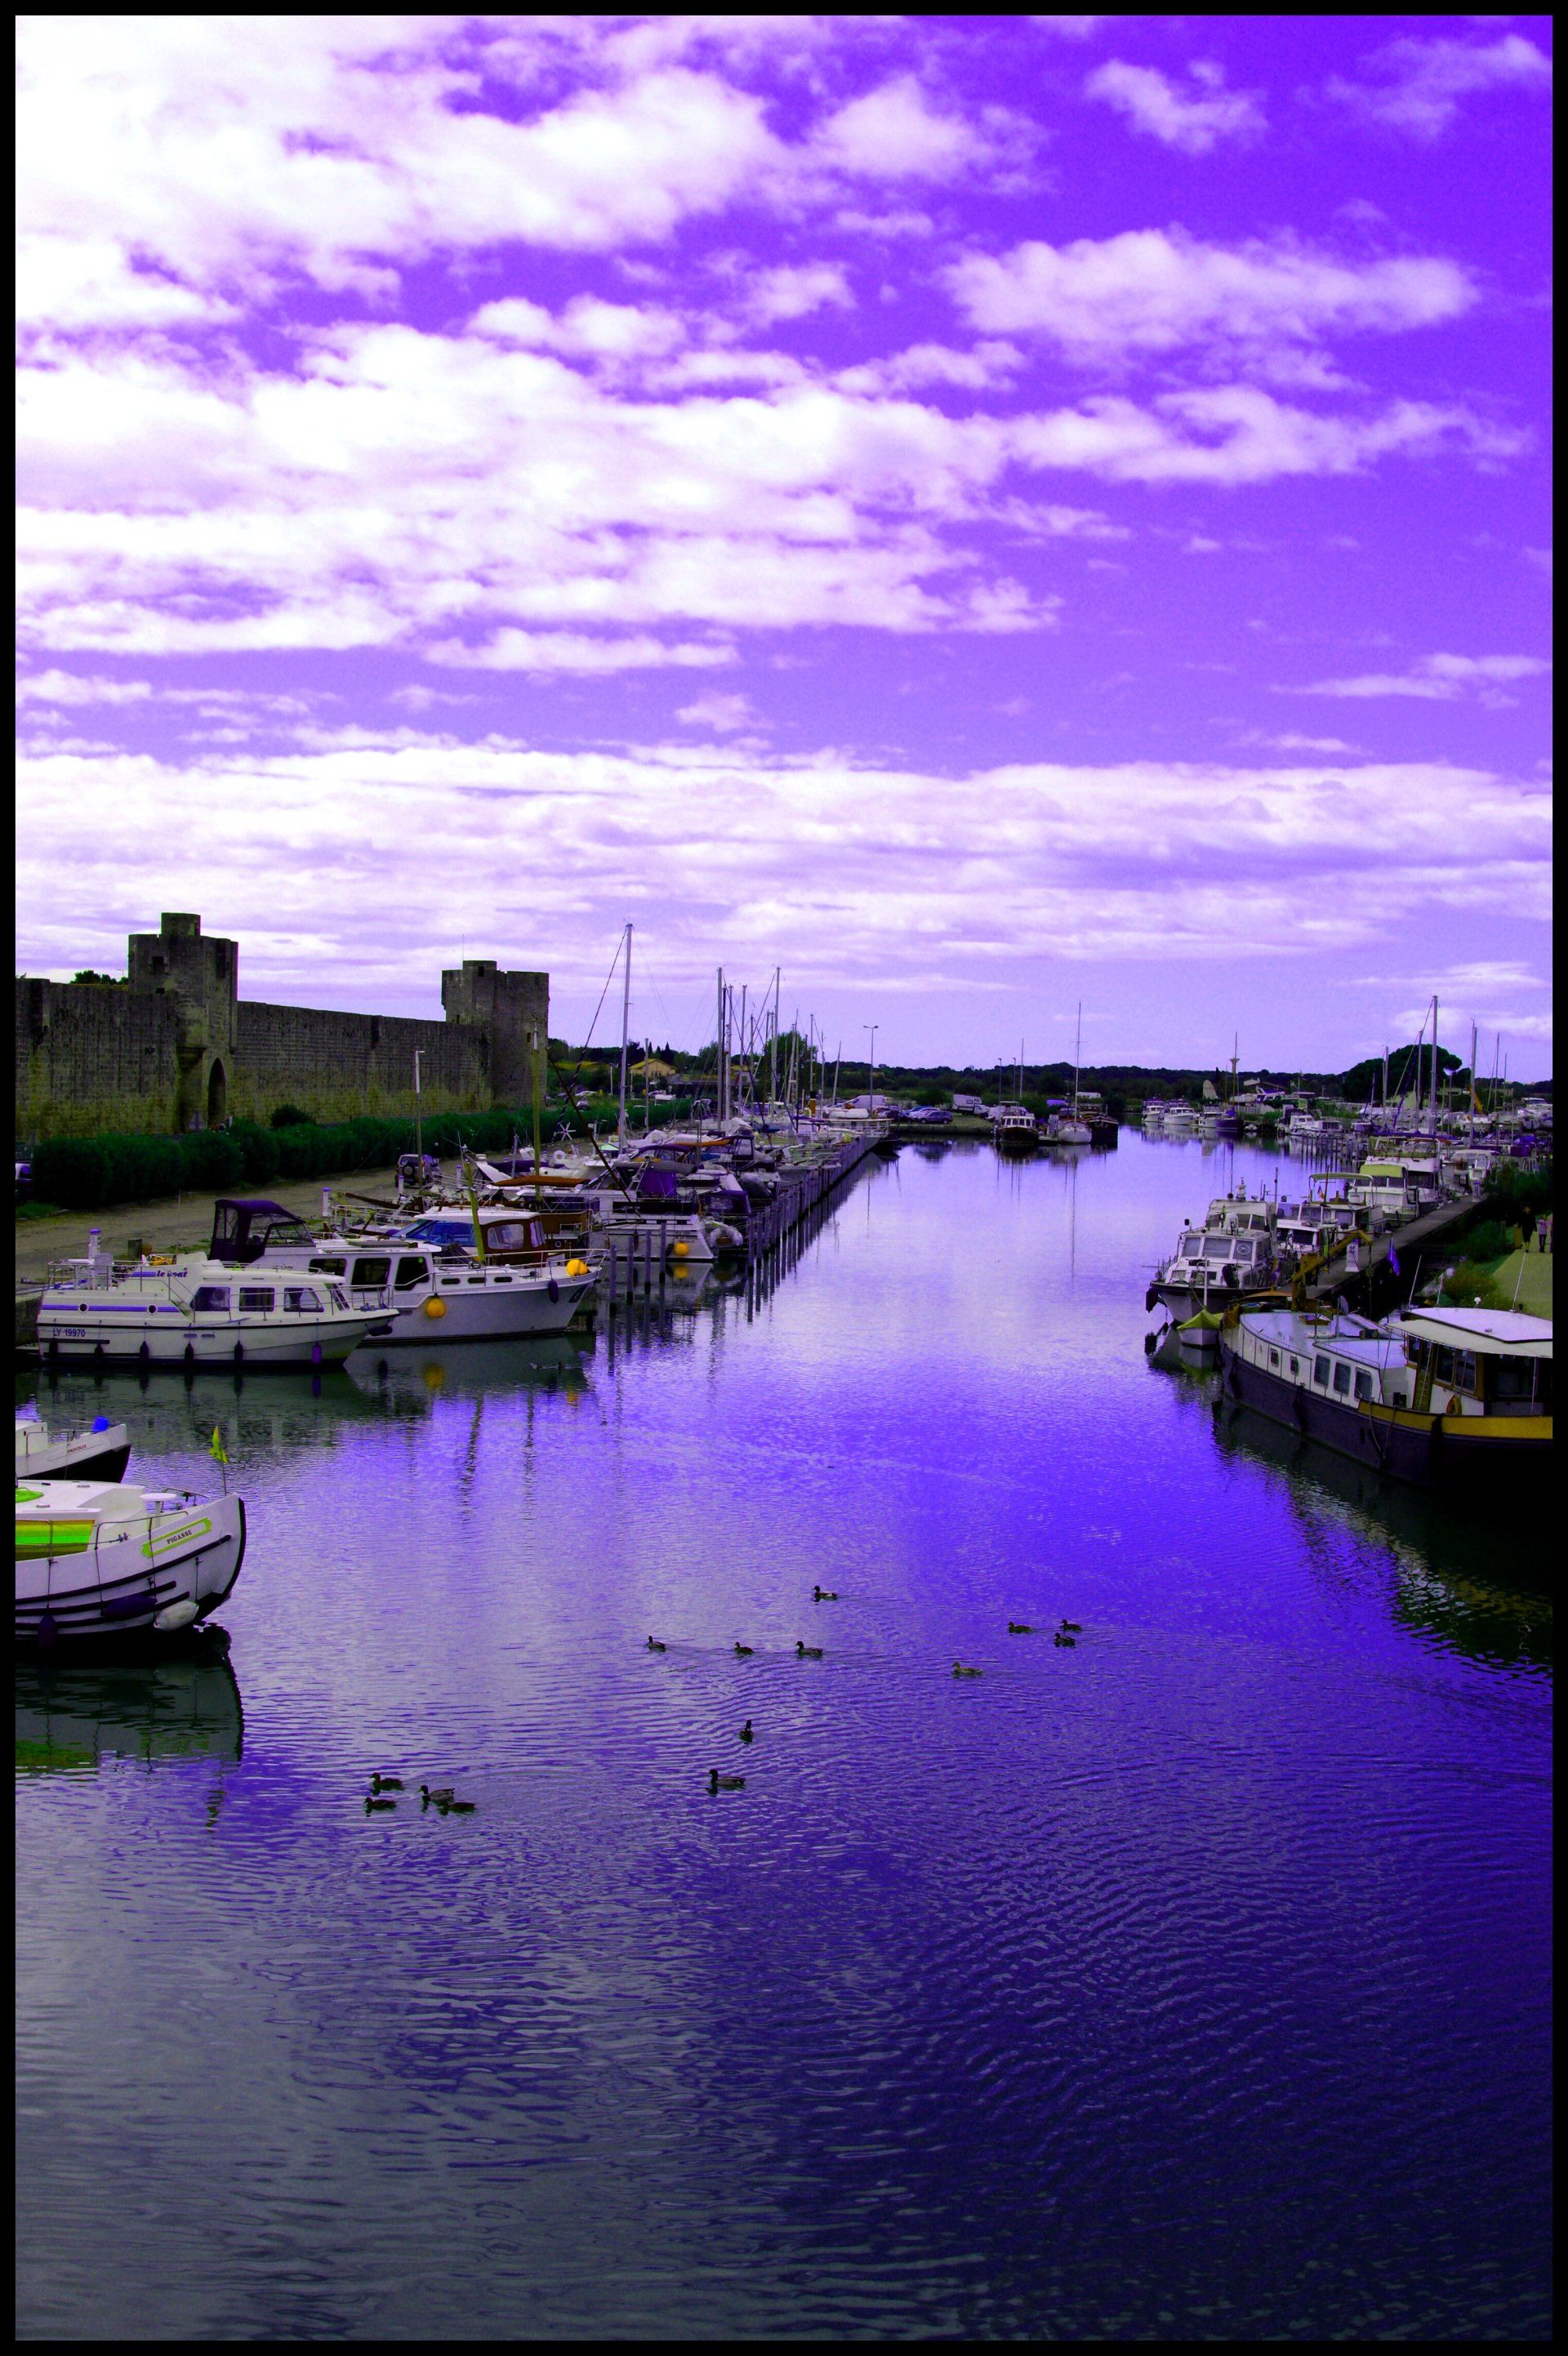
[{"x1": 16, "y1": 1138, "x2": 1551, "y2": 2340}]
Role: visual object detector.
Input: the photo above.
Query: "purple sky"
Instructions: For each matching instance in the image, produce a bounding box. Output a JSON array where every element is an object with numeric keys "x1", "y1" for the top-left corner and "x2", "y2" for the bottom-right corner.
[{"x1": 16, "y1": 16, "x2": 1552, "y2": 1075}]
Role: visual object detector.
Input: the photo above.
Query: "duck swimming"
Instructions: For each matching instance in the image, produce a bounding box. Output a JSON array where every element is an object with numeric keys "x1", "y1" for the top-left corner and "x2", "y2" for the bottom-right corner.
[
  {"x1": 708, "y1": 1770, "x2": 746, "y2": 1792},
  {"x1": 952, "y1": 1662, "x2": 983, "y2": 1677},
  {"x1": 795, "y1": 1641, "x2": 824, "y2": 1659},
  {"x1": 734, "y1": 1642, "x2": 755, "y2": 1656},
  {"x1": 738, "y1": 1721, "x2": 755, "y2": 1743},
  {"x1": 1007, "y1": 1622, "x2": 1032, "y2": 1635},
  {"x1": 646, "y1": 1637, "x2": 667, "y2": 1651},
  {"x1": 419, "y1": 1784, "x2": 455, "y2": 1806},
  {"x1": 369, "y1": 1773, "x2": 403, "y2": 1792},
  {"x1": 364, "y1": 1796, "x2": 397, "y2": 1813},
  {"x1": 813, "y1": 1586, "x2": 839, "y2": 1601},
  {"x1": 439, "y1": 1798, "x2": 476, "y2": 1815},
  {"x1": 1054, "y1": 1632, "x2": 1076, "y2": 1649},
  {"x1": 1059, "y1": 1619, "x2": 1083, "y2": 1633}
]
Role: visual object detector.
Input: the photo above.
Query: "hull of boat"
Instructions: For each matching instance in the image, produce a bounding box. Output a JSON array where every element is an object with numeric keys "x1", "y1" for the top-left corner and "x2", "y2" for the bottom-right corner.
[
  {"x1": 16, "y1": 1498, "x2": 247, "y2": 1644},
  {"x1": 16, "y1": 1433, "x2": 131, "y2": 1482},
  {"x1": 38, "y1": 1313, "x2": 386, "y2": 1367},
  {"x1": 1217, "y1": 1339, "x2": 1552, "y2": 1501},
  {"x1": 376, "y1": 1278, "x2": 595, "y2": 1343}
]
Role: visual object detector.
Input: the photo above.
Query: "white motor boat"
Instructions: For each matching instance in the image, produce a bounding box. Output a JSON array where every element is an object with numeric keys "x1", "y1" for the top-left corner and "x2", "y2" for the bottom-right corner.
[
  {"x1": 205, "y1": 1201, "x2": 598, "y2": 1345},
  {"x1": 1045, "y1": 1114, "x2": 1092, "y2": 1145},
  {"x1": 37, "y1": 1242, "x2": 392, "y2": 1367},
  {"x1": 16, "y1": 1476, "x2": 246, "y2": 1643},
  {"x1": 16, "y1": 1410, "x2": 131, "y2": 1482},
  {"x1": 990, "y1": 1103, "x2": 1038, "y2": 1147}
]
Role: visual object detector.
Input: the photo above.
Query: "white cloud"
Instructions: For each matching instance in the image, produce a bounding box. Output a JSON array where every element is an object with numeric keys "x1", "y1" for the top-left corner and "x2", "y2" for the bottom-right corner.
[
  {"x1": 1085, "y1": 60, "x2": 1266, "y2": 154},
  {"x1": 743, "y1": 262, "x2": 854, "y2": 327},
  {"x1": 1290, "y1": 652, "x2": 1552, "y2": 701},
  {"x1": 808, "y1": 75, "x2": 981, "y2": 181},
  {"x1": 947, "y1": 228, "x2": 1474, "y2": 358},
  {"x1": 675, "y1": 689, "x2": 759, "y2": 731},
  {"x1": 425, "y1": 632, "x2": 736, "y2": 675},
  {"x1": 1328, "y1": 33, "x2": 1551, "y2": 140},
  {"x1": 16, "y1": 744, "x2": 1550, "y2": 1008},
  {"x1": 835, "y1": 341, "x2": 1022, "y2": 394}
]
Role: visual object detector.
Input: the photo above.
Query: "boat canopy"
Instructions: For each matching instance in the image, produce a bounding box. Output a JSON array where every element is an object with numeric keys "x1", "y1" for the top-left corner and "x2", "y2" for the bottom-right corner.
[
  {"x1": 1396, "y1": 1309, "x2": 1552, "y2": 1359},
  {"x1": 210, "y1": 1199, "x2": 318, "y2": 1263}
]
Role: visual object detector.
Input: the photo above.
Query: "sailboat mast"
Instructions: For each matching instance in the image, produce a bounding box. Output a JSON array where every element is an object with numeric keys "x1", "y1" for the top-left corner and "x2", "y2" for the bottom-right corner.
[
  {"x1": 1073, "y1": 1001, "x2": 1082, "y2": 1114},
  {"x1": 617, "y1": 923, "x2": 633, "y2": 1147},
  {"x1": 1429, "y1": 994, "x2": 1439, "y2": 1136}
]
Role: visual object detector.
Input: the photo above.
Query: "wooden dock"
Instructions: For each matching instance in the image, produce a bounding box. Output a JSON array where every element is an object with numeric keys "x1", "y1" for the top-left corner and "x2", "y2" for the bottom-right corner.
[{"x1": 1303, "y1": 1194, "x2": 1482, "y2": 1306}]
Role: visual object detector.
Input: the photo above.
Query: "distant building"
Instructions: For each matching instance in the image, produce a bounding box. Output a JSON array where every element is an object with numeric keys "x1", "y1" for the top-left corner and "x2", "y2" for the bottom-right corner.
[{"x1": 16, "y1": 911, "x2": 548, "y2": 1140}]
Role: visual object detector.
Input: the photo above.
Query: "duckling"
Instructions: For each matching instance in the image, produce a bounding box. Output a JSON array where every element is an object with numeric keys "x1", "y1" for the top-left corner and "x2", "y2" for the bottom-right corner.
[
  {"x1": 419, "y1": 1784, "x2": 455, "y2": 1806},
  {"x1": 369, "y1": 1773, "x2": 403, "y2": 1792},
  {"x1": 1059, "y1": 1619, "x2": 1083, "y2": 1632},
  {"x1": 708, "y1": 1769, "x2": 746, "y2": 1792},
  {"x1": 795, "y1": 1641, "x2": 824, "y2": 1659},
  {"x1": 952, "y1": 1662, "x2": 983, "y2": 1677},
  {"x1": 733, "y1": 1642, "x2": 755, "y2": 1656},
  {"x1": 646, "y1": 1637, "x2": 667, "y2": 1651},
  {"x1": 812, "y1": 1585, "x2": 839, "y2": 1601},
  {"x1": 1054, "y1": 1632, "x2": 1076, "y2": 1649},
  {"x1": 1007, "y1": 1621, "x2": 1032, "y2": 1635},
  {"x1": 364, "y1": 1795, "x2": 397, "y2": 1813},
  {"x1": 738, "y1": 1720, "x2": 755, "y2": 1743}
]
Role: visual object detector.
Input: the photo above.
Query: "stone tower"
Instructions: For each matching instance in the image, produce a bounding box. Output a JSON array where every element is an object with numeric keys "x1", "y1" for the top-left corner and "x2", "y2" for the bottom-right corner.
[
  {"x1": 128, "y1": 912, "x2": 239, "y2": 1129},
  {"x1": 441, "y1": 958, "x2": 550, "y2": 1106}
]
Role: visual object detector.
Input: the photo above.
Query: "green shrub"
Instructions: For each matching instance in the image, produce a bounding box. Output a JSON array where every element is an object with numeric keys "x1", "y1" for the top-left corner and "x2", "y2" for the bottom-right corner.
[
  {"x1": 270, "y1": 1103, "x2": 314, "y2": 1129},
  {"x1": 30, "y1": 1138, "x2": 113, "y2": 1209},
  {"x1": 1460, "y1": 1218, "x2": 1512, "y2": 1264}
]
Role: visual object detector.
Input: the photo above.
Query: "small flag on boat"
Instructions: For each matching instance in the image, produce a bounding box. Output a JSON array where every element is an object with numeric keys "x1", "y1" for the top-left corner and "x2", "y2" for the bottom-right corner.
[
  {"x1": 1388, "y1": 1247, "x2": 1401, "y2": 1276},
  {"x1": 210, "y1": 1426, "x2": 228, "y2": 1464}
]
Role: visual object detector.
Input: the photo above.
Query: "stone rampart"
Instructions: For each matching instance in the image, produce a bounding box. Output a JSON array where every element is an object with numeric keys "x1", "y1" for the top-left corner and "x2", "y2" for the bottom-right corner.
[{"x1": 16, "y1": 914, "x2": 548, "y2": 1141}]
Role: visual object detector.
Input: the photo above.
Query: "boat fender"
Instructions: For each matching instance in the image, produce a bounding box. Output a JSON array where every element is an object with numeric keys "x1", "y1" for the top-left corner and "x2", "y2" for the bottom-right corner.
[
  {"x1": 1145, "y1": 1285, "x2": 1159, "y2": 1314},
  {"x1": 1144, "y1": 1330, "x2": 1157, "y2": 1356},
  {"x1": 234, "y1": 1341, "x2": 244, "y2": 1365},
  {"x1": 423, "y1": 1297, "x2": 447, "y2": 1318},
  {"x1": 565, "y1": 1259, "x2": 588, "y2": 1277},
  {"x1": 1227, "y1": 1361, "x2": 1242, "y2": 1398},
  {"x1": 311, "y1": 1342, "x2": 323, "y2": 1365},
  {"x1": 184, "y1": 1343, "x2": 195, "y2": 1365},
  {"x1": 548, "y1": 1278, "x2": 560, "y2": 1302},
  {"x1": 1223, "y1": 1265, "x2": 1240, "y2": 1289},
  {"x1": 673, "y1": 1240, "x2": 691, "y2": 1258},
  {"x1": 94, "y1": 1341, "x2": 105, "y2": 1358},
  {"x1": 36, "y1": 1611, "x2": 58, "y2": 1649},
  {"x1": 154, "y1": 1597, "x2": 201, "y2": 1632},
  {"x1": 138, "y1": 1343, "x2": 150, "y2": 1364}
]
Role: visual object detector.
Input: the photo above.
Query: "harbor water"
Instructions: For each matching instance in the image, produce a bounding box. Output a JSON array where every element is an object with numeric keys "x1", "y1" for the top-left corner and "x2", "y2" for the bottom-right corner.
[{"x1": 16, "y1": 1136, "x2": 1551, "y2": 2340}]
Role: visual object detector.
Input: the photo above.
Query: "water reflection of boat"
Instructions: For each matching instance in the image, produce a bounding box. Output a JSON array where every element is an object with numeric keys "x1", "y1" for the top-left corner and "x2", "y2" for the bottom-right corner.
[
  {"x1": 1212, "y1": 1396, "x2": 1552, "y2": 1668},
  {"x1": 15, "y1": 1628, "x2": 242, "y2": 1770},
  {"x1": 367, "y1": 1335, "x2": 595, "y2": 1405}
]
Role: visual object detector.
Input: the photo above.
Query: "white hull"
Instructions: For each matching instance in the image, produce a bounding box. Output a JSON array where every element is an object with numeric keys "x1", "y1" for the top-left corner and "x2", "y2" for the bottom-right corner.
[
  {"x1": 38, "y1": 1311, "x2": 385, "y2": 1366},
  {"x1": 374, "y1": 1272, "x2": 595, "y2": 1343},
  {"x1": 16, "y1": 1418, "x2": 131, "y2": 1481},
  {"x1": 16, "y1": 1492, "x2": 247, "y2": 1643}
]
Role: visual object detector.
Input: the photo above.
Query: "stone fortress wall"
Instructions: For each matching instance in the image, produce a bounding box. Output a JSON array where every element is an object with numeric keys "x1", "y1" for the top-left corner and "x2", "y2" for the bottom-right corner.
[{"x1": 16, "y1": 913, "x2": 548, "y2": 1141}]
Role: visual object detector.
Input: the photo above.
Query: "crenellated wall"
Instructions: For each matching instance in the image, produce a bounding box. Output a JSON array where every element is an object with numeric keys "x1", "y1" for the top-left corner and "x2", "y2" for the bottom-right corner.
[{"x1": 16, "y1": 914, "x2": 548, "y2": 1141}]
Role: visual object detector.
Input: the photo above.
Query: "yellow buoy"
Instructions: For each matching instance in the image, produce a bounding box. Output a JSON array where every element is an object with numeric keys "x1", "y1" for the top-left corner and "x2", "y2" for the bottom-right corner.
[
  {"x1": 672, "y1": 1239, "x2": 691, "y2": 1258},
  {"x1": 564, "y1": 1258, "x2": 588, "y2": 1276},
  {"x1": 423, "y1": 1296, "x2": 447, "y2": 1318}
]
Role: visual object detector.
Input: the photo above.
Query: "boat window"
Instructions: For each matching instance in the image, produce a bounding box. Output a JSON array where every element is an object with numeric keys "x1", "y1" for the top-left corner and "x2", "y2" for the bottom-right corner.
[
  {"x1": 1492, "y1": 1358, "x2": 1539, "y2": 1404},
  {"x1": 237, "y1": 1287, "x2": 274, "y2": 1313},
  {"x1": 483, "y1": 1222, "x2": 530, "y2": 1252},
  {"x1": 1354, "y1": 1370, "x2": 1374, "y2": 1402},
  {"x1": 1333, "y1": 1363, "x2": 1352, "y2": 1395},
  {"x1": 1203, "y1": 1236, "x2": 1232, "y2": 1258},
  {"x1": 1268, "y1": 1348, "x2": 1280, "y2": 1367},
  {"x1": 191, "y1": 1286, "x2": 229, "y2": 1312},
  {"x1": 1432, "y1": 1346, "x2": 1454, "y2": 1386},
  {"x1": 283, "y1": 1286, "x2": 323, "y2": 1313},
  {"x1": 352, "y1": 1258, "x2": 392, "y2": 1289},
  {"x1": 1313, "y1": 1354, "x2": 1330, "y2": 1386},
  {"x1": 310, "y1": 1258, "x2": 347, "y2": 1276},
  {"x1": 1289, "y1": 1357, "x2": 1299, "y2": 1375},
  {"x1": 394, "y1": 1258, "x2": 427, "y2": 1290}
]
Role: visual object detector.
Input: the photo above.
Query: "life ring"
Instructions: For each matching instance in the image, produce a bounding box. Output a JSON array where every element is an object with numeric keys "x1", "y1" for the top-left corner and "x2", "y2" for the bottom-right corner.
[{"x1": 424, "y1": 1296, "x2": 447, "y2": 1318}]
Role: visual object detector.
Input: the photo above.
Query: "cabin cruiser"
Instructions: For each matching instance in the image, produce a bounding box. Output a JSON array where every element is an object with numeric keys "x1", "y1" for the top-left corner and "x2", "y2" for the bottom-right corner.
[
  {"x1": 1045, "y1": 1113, "x2": 1092, "y2": 1145},
  {"x1": 1218, "y1": 1303, "x2": 1552, "y2": 1500},
  {"x1": 990, "y1": 1102, "x2": 1038, "y2": 1149},
  {"x1": 36, "y1": 1232, "x2": 390, "y2": 1367},
  {"x1": 207, "y1": 1199, "x2": 597, "y2": 1343},
  {"x1": 16, "y1": 1475, "x2": 246, "y2": 1642},
  {"x1": 1148, "y1": 1189, "x2": 1278, "y2": 1316},
  {"x1": 16, "y1": 1410, "x2": 131, "y2": 1482}
]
